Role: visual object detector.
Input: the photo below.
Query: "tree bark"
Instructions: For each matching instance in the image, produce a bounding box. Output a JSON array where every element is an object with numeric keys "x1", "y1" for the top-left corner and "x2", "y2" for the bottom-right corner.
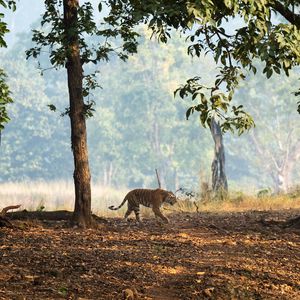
[
  {"x1": 64, "y1": 0, "x2": 92, "y2": 228},
  {"x1": 210, "y1": 117, "x2": 228, "y2": 195}
]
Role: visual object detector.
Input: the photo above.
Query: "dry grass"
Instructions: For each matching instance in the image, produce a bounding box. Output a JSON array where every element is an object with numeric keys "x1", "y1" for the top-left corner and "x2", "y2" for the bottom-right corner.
[
  {"x1": 176, "y1": 189, "x2": 300, "y2": 213},
  {"x1": 1, "y1": 181, "x2": 300, "y2": 219},
  {"x1": 0, "y1": 180, "x2": 167, "y2": 219},
  {"x1": 0, "y1": 180, "x2": 127, "y2": 216}
]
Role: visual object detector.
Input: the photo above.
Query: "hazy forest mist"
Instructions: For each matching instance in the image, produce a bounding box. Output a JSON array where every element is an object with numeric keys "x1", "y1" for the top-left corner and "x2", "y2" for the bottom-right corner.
[{"x1": 1, "y1": 1, "x2": 300, "y2": 209}]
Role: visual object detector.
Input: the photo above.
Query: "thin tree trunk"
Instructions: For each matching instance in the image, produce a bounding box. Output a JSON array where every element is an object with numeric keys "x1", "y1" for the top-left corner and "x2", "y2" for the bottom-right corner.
[
  {"x1": 275, "y1": 170, "x2": 288, "y2": 193},
  {"x1": 155, "y1": 168, "x2": 161, "y2": 188},
  {"x1": 276, "y1": 162, "x2": 294, "y2": 194},
  {"x1": 210, "y1": 117, "x2": 228, "y2": 194},
  {"x1": 64, "y1": 0, "x2": 92, "y2": 228}
]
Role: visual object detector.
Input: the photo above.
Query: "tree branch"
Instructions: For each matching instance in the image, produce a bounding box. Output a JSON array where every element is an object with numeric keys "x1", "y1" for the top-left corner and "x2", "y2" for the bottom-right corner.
[
  {"x1": 215, "y1": 29, "x2": 233, "y2": 67},
  {"x1": 271, "y1": 1, "x2": 300, "y2": 28}
]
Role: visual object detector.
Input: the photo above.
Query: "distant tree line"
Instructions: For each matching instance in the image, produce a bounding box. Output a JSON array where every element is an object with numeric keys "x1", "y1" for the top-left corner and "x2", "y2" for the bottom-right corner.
[{"x1": 0, "y1": 28, "x2": 299, "y2": 194}]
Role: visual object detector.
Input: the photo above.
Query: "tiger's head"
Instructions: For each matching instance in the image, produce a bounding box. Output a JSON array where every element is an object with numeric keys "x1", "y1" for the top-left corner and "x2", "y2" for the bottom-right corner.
[{"x1": 164, "y1": 191, "x2": 177, "y2": 205}]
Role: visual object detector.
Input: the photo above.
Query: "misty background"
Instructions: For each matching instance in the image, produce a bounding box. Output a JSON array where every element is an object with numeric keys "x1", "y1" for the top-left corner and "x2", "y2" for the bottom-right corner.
[{"x1": 1, "y1": 2, "x2": 299, "y2": 195}]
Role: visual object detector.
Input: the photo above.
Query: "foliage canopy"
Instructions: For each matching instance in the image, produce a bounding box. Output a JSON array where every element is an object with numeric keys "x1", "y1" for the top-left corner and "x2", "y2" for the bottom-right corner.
[
  {"x1": 107, "y1": 0, "x2": 300, "y2": 133},
  {"x1": 26, "y1": 0, "x2": 139, "y2": 116},
  {"x1": 0, "y1": 0, "x2": 16, "y2": 131}
]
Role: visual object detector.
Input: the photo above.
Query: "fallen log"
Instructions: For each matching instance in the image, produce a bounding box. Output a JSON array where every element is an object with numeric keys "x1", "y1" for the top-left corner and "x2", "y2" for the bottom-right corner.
[
  {"x1": 7, "y1": 210, "x2": 73, "y2": 221},
  {"x1": 7, "y1": 210, "x2": 107, "y2": 223}
]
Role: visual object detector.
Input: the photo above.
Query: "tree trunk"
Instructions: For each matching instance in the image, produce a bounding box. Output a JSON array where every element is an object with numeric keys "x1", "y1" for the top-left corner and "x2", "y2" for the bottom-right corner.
[
  {"x1": 155, "y1": 168, "x2": 162, "y2": 188},
  {"x1": 64, "y1": 0, "x2": 92, "y2": 228},
  {"x1": 274, "y1": 160, "x2": 296, "y2": 194},
  {"x1": 210, "y1": 117, "x2": 228, "y2": 195},
  {"x1": 272, "y1": 169, "x2": 289, "y2": 194}
]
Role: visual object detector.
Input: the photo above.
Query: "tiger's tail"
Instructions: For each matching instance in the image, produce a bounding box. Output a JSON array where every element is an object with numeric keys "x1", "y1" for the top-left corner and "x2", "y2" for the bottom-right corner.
[{"x1": 108, "y1": 197, "x2": 127, "y2": 210}]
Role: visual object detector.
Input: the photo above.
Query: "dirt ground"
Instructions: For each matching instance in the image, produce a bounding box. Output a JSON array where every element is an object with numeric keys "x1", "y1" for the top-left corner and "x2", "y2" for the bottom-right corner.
[{"x1": 0, "y1": 209, "x2": 300, "y2": 300}]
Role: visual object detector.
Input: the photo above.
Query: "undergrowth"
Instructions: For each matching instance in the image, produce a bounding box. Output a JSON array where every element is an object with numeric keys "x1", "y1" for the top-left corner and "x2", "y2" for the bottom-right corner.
[{"x1": 0, "y1": 181, "x2": 299, "y2": 218}]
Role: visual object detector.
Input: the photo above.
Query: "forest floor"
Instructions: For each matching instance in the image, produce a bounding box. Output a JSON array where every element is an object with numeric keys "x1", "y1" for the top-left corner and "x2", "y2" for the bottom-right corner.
[{"x1": 0, "y1": 209, "x2": 300, "y2": 300}]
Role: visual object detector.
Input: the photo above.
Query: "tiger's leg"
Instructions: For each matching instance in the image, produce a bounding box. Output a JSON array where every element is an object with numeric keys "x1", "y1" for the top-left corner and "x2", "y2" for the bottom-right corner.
[
  {"x1": 127, "y1": 195, "x2": 141, "y2": 223},
  {"x1": 152, "y1": 207, "x2": 169, "y2": 223},
  {"x1": 124, "y1": 205, "x2": 133, "y2": 221},
  {"x1": 133, "y1": 205, "x2": 141, "y2": 223}
]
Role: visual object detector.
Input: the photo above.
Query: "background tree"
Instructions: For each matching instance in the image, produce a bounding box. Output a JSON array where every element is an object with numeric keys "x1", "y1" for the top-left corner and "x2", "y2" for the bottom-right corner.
[
  {"x1": 0, "y1": 48, "x2": 72, "y2": 180},
  {"x1": 210, "y1": 118, "x2": 228, "y2": 194},
  {"x1": 227, "y1": 66, "x2": 300, "y2": 193},
  {"x1": 0, "y1": 0, "x2": 16, "y2": 131},
  {"x1": 26, "y1": 0, "x2": 138, "y2": 227}
]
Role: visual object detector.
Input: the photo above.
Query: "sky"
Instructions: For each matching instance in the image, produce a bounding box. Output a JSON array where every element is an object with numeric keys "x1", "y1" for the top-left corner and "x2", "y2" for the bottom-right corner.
[{"x1": 2, "y1": 2, "x2": 43, "y2": 46}]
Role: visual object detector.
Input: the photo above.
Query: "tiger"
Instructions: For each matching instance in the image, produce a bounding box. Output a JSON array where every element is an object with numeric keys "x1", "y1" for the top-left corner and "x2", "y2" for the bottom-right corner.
[{"x1": 108, "y1": 188, "x2": 177, "y2": 223}]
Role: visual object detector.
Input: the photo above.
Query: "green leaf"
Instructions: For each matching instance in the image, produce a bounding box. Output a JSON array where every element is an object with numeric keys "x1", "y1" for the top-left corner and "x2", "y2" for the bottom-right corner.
[
  {"x1": 47, "y1": 104, "x2": 57, "y2": 112},
  {"x1": 179, "y1": 88, "x2": 186, "y2": 99},
  {"x1": 266, "y1": 68, "x2": 273, "y2": 79},
  {"x1": 186, "y1": 106, "x2": 194, "y2": 119},
  {"x1": 200, "y1": 111, "x2": 207, "y2": 126}
]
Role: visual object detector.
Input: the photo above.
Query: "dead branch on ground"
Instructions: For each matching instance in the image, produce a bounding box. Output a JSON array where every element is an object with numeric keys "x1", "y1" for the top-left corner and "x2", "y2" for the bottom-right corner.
[{"x1": 0, "y1": 205, "x2": 21, "y2": 228}]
